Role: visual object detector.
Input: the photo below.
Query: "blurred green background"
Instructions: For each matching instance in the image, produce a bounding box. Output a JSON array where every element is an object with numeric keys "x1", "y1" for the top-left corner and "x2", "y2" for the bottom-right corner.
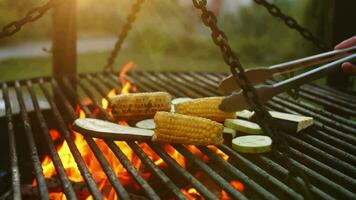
[{"x1": 0, "y1": 0, "x2": 335, "y2": 81}]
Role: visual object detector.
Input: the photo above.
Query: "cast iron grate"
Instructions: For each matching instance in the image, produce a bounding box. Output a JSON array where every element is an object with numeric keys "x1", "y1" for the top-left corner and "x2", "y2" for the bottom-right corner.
[{"x1": 1, "y1": 71, "x2": 355, "y2": 200}]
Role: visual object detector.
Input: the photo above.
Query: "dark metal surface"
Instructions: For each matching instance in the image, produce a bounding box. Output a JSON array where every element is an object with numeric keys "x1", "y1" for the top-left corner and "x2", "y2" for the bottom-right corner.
[{"x1": 1, "y1": 71, "x2": 355, "y2": 200}]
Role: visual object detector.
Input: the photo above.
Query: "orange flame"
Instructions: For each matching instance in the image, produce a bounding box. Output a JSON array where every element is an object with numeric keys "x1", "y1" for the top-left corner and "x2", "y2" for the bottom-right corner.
[{"x1": 119, "y1": 61, "x2": 137, "y2": 94}]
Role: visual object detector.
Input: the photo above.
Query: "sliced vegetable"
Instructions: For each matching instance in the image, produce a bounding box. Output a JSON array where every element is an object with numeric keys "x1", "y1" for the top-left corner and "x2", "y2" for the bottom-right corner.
[
  {"x1": 232, "y1": 135, "x2": 272, "y2": 153},
  {"x1": 223, "y1": 127, "x2": 237, "y2": 138},
  {"x1": 224, "y1": 119, "x2": 262, "y2": 135},
  {"x1": 269, "y1": 111, "x2": 313, "y2": 132},
  {"x1": 236, "y1": 110, "x2": 255, "y2": 120},
  {"x1": 135, "y1": 119, "x2": 156, "y2": 130}
]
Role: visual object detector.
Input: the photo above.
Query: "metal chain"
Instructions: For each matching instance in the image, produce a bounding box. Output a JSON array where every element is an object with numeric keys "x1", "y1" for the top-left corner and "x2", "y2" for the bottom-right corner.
[
  {"x1": 253, "y1": 0, "x2": 329, "y2": 51},
  {"x1": 0, "y1": 0, "x2": 63, "y2": 39},
  {"x1": 103, "y1": 0, "x2": 145, "y2": 71},
  {"x1": 191, "y1": 0, "x2": 313, "y2": 199}
]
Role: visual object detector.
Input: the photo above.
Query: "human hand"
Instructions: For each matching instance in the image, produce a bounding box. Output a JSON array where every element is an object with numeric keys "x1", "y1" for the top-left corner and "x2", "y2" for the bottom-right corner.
[{"x1": 335, "y1": 36, "x2": 356, "y2": 75}]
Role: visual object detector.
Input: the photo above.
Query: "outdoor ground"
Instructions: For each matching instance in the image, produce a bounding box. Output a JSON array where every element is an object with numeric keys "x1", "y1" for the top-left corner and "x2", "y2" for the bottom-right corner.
[{"x1": 0, "y1": 50, "x2": 229, "y2": 81}]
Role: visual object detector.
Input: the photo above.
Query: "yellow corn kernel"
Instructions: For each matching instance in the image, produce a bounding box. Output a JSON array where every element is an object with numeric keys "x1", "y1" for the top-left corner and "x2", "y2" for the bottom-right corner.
[
  {"x1": 152, "y1": 111, "x2": 224, "y2": 145},
  {"x1": 174, "y1": 97, "x2": 236, "y2": 122},
  {"x1": 111, "y1": 92, "x2": 171, "y2": 120}
]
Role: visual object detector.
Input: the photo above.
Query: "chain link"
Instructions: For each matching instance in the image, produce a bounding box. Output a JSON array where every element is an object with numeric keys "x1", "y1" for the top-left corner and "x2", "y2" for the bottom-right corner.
[
  {"x1": 253, "y1": 0, "x2": 329, "y2": 51},
  {"x1": 103, "y1": 0, "x2": 145, "y2": 71},
  {"x1": 192, "y1": 0, "x2": 313, "y2": 198},
  {"x1": 0, "y1": 0, "x2": 62, "y2": 39}
]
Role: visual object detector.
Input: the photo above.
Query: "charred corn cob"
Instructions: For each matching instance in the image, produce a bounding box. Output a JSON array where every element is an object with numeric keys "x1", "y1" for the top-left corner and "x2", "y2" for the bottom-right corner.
[
  {"x1": 174, "y1": 97, "x2": 236, "y2": 122},
  {"x1": 152, "y1": 111, "x2": 224, "y2": 145},
  {"x1": 111, "y1": 92, "x2": 171, "y2": 120}
]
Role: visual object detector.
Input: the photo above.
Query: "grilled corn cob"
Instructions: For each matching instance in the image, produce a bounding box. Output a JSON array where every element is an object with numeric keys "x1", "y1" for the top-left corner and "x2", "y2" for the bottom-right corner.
[
  {"x1": 174, "y1": 97, "x2": 236, "y2": 122},
  {"x1": 152, "y1": 111, "x2": 224, "y2": 145},
  {"x1": 111, "y1": 92, "x2": 171, "y2": 120}
]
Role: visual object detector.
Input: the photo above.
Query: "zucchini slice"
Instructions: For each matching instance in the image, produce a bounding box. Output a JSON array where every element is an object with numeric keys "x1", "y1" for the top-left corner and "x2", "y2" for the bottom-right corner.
[
  {"x1": 232, "y1": 135, "x2": 272, "y2": 153},
  {"x1": 135, "y1": 119, "x2": 156, "y2": 130},
  {"x1": 224, "y1": 119, "x2": 262, "y2": 135}
]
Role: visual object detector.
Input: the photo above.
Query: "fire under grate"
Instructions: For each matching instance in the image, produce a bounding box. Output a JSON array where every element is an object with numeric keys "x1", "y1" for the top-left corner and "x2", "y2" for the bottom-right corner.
[{"x1": 1, "y1": 70, "x2": 355, "y2": 200}]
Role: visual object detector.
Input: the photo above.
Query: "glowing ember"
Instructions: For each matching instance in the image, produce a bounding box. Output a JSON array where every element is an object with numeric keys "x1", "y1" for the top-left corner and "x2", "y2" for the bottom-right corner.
[
  {"x1": 208, "y1": 145, "x2": 229, "y2": 161},
  {"x1": 221, "y1": 180, "x2": 245, "y2": 199},
  {"x1": 181, "y1": 188, "x2": 202, "y2": 200},
  {"x1": 49, "y1": 129, "x2": 61, "y2": 141}
]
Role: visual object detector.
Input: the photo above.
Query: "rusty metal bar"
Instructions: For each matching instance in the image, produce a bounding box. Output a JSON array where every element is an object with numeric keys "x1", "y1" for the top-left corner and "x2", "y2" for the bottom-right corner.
[
  {"x1": 127, "y1": 142, "x2": 188, "y2": 200},
  {"x1": 60, "y1": 77, "x2": 131, "y2": 199},
  {"x1": 173, "y1": 145, "x2": 247, "y2": 200},
  {"x1": 2, "y1": 83, "x2": 21, "y2": 200},
  {"x1": 25, "y1": 80, "x2": 76, "y2": 199},
  {"x1": 13, "y1": 81, "x2": 49, "y2": 199},
  {"x1": 39, "y1": 78, "x2": 103, "y2": 199},
  {"x1": 148, "y1": 143, "x2": 218, "y2": 200},
  {"x1": 198, "y1": 146, "x2": 279, "y2": 200}
]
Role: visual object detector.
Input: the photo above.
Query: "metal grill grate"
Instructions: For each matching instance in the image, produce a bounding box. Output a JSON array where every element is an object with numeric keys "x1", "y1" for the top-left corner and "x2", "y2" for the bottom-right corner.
[{"x1": 1, "y1": 71, "x2": 355, "y2": 200}]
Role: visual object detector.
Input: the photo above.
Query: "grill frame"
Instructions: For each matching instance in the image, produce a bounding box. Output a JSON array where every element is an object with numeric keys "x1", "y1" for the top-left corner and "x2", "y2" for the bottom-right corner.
[{"x1": 1, "y1": 71, "x2": 355, "y2": 200}]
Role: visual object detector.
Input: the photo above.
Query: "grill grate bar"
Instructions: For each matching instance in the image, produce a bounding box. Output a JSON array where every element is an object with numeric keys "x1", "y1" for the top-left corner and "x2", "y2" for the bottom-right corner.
[
  {"x1": 276, "y1": 152, "x2": 356, "y2": 199},
  {"x1": 275, "y1": 95, "x2": 356, "y2": 131},
  {"x1": 39, "y1": 78, "x2": 103, "y2": 199},
  {"x1": 173, "y1": 145, "x2": 247, "y2": 200},
  {"x1": 297, "y1": 91, "x2": 356, "y2": 117},
  {"x1": 249, "y1": 154, "x2": 335, "y2": 200},
  {"x1": 2, "y1": 83, "x2": 21, "y2": 200},
  {"x1": 198, "y1": 146, "x2": 278, "y2": 200},
  {"x1": 25, "y1": 80, "x2": 76, "y2": 199},
  {"x1": 61, "y1": 77, "x2": 132, "y2": 199},
  {"x1": 73, "y1": 75, "x2": 162, "y2": 199},
  {"x1": 267, "y1": 100, "x2": 356, "y2": 147},
  {"x1": 311, "y1": 83, "x2": 356, "y2": 103},
  {"x1": 148, "y1": 143, "x2": 218, "y2": 200},
  {"x1": 301, "y1": 85, "x2": 356, "y2": 109},
  {"x1": 284, "y1": 134, "x2": 356, "y2": 178},
  {"x1": 133, "y1": 71, "x2": 186, "y2": 97},
  {"x1": 127, "y1": 142, "x2": 188, "y2": 200},
  {"x1": 287, "y1": 146, "x2": 356, "y2": 190},
  {"x1": 13, "y1": 81, "x2": 49, "y2": 199}
]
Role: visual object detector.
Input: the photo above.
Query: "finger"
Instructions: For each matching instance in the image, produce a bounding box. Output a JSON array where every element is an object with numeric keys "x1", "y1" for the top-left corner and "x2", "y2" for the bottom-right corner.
[
  {"x1": 341, "y1": 62, "x2": 356, "y2": 75},
  {"x1": 335, "y1": 36, "x2": 356, "y2": 49}
]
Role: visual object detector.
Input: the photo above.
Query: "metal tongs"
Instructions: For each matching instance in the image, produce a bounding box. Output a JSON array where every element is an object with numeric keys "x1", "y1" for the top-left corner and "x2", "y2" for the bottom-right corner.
[{"x1": 218, "y1": 46, "x2": 356, "y2": 112}]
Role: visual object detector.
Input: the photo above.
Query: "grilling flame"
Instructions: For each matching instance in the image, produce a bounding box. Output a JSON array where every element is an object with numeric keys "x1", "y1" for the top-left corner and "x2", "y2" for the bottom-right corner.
[{"x1": 37, "y1": 62, "x2": 243, "y2": 199}]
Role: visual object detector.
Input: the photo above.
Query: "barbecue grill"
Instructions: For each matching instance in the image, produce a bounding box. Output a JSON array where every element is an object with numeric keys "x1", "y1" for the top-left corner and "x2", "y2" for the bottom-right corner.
[
  {"x1": 1, "y1": 0, "x2": 355, "y2": 199},
  {"x1": 1, "y1": 70, "x2": 355, "y2": 199}
]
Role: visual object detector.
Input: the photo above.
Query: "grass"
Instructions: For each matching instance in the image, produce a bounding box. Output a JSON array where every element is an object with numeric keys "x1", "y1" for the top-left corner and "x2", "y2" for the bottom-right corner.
[{"x1": 0, "y1": 50, "x2": 229, "y2": 82}]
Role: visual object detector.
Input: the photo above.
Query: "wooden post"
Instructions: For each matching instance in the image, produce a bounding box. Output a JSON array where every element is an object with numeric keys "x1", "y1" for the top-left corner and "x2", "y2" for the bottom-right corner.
[
  {"x1": 52, "y1": 0, "x2": 77, "y2": 76},
  {"x1": 52, "y1": 0, "x2": 76, "y2": 110},
  {"x1": 326, "y1": 0, "x2": 356, "y2": 91}
]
